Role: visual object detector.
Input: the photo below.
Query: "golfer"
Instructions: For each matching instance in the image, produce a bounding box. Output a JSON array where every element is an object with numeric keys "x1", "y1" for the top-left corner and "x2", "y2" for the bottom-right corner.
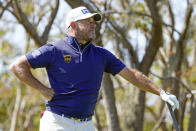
[{"x1": 10, "y1": 6, "x2": 179, "y2": 131}]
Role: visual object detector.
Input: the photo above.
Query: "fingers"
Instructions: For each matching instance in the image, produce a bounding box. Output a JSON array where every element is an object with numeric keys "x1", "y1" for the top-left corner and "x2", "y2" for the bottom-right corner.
[
  {"x1": 171, "y1": 96, "x2": 179, "y2": 110},
  {"x1": 173, "y1": 98, "x2": 179, "y2": 110},
  {"x1": 177, "y1": 102, "x2": 179, "y2": 109},
  {"x1": 41, "y1": 87, "x2": 55, "y2": 101},
  {"x1": 169, "y1": 97, "x2": 179, "y2": 111},
  {"x1": 160, "y1": 90, "x2": 179, "y2": 111},
  {"x1": 47, "y1": 88, "x2": 55, "y2": 101},
  {"x1": 167, "y1": 99, "x2": 175, "y2": 110},
  {"x1": 172, "y1": 104, "x2": 177, "y2": 111},
  {"x1": 168, "y1": 101, "x2": 176, "y2": 111}
]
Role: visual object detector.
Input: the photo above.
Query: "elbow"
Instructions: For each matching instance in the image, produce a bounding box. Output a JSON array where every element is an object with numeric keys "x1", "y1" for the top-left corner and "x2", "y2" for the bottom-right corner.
[
  {"x1": 10, "y1": 55, "x2": 29, "y2": 74},
  {"x1": 9, "y1": 61, "x2": 19, "y2": 74},
  {"x1": 9, "y1": 56, "x2": 31, "y2": 80}
]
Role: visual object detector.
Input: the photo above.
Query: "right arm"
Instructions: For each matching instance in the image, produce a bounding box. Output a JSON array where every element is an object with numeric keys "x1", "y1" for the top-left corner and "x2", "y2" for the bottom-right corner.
[{"x1": 10, "y1": 55, "x2": 54, "y2": 101}]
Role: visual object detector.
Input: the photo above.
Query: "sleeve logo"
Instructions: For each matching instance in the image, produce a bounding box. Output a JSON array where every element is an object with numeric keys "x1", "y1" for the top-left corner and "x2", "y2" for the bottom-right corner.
[
  {"x1": 64, "y1": 55, "x2": 71, "y2": 63},
  {"x1": 32, "y1": 50, "x2": 41, "y2": 58}
]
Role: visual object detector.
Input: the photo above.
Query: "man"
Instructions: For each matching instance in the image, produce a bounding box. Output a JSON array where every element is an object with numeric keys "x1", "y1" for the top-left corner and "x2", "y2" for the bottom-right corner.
[{"x1": 10, "y1": 6, "x2": 179, "y2": 131}]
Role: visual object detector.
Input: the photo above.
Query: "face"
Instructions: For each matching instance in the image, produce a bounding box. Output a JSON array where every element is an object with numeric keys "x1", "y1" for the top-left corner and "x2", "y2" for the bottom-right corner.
[{"x1": 75, "y1": 17, "x2": 97, "y2": 41}]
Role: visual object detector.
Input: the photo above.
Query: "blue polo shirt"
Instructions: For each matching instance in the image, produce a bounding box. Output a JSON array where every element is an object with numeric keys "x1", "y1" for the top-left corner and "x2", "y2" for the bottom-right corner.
[{"x1": 25, "y1": 35, "x2": 125, "y2": 118}]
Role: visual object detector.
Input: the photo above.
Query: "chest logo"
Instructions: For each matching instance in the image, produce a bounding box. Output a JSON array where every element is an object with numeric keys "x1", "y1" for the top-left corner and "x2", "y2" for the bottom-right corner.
[{"x1": 64, "y1": 55, "x2": 71, "y2": 63}]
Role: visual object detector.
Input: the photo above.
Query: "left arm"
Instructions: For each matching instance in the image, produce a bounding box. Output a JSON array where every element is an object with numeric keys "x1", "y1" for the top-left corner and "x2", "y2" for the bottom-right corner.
[
  {"x1": 103, "y1": 47, "x2": 179, "y2": 110},
  {"x1": 118, "y1": 66, "x2": 162, "y2": 96},
  {"x1": 118, "y1": 66, "x2": 179, "y2": 110}
]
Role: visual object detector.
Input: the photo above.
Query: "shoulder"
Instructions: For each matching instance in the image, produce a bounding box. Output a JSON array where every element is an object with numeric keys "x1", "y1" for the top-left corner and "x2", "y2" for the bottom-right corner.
[
  {"x1": 92, "y1": 45, "x2": 105, "y2": 50},
  {"x1": 92, "y1": 45, "x2": 111, "y2": 54},
  {"x1": 94, "y1": 45, "x2": 116, "y2": 59},
  {"x1": 50, "y1": 40, "x2": 66, "y2": 48},
  {"x1": 36, "y1": 40, "x2": 65, "y2": 53},
  {"x1": 44, "y1": 40, "x2": 69, "y2": 52}
]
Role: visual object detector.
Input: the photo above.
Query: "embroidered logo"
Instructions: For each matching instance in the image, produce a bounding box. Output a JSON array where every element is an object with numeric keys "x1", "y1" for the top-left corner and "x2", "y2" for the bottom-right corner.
[
  {"x1": 81, "y1": 9, "x2": 90, "y2": 14},
  {"x1": 32, "y1": 50, "x2": 41, "y2": 58},
  {"x1": 64, "y1": 55, "x2": 71, "y2": 63}
]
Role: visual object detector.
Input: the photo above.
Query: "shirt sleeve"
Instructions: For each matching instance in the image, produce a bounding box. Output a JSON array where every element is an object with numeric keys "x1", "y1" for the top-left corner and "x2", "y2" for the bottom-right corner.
[
  {"x1": 25, "y1": 44, "x2": 56, "y2": 69},
  {"x1": 104, "y1": 49, "x2": 126, "y2": 76}
]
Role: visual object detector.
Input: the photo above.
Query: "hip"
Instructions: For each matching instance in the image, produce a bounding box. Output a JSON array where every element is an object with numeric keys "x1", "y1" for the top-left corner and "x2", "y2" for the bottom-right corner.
[{"x1": 40, "y1": 110, "x2": 95, "y2": 131}]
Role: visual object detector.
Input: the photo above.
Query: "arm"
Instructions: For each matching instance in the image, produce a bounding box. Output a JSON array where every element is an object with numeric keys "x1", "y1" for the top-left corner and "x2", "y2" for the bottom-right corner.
[
  {"x1": 118, "y1": 66, "x2": 162, "y2": 95},
  {"x1": 118, "y1": 66, "x2": 179, "y2": 110},
  {"x1": 10, "y1": 55, "x2": 54, "y2": 101}
]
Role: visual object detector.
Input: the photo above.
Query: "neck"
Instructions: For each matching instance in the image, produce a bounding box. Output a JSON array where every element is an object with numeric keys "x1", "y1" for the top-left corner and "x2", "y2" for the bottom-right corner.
[
  {"x1": 76, "y1": 37, "x2": 87, "y2": 45},
  {"x1": 69, "y1": 32, "x2": 88, "y2": 45}
]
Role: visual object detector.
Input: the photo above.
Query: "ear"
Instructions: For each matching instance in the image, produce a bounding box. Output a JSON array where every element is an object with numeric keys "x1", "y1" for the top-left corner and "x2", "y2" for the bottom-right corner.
[{"x1": 70, "y1": 21, "x2": 76, "y2": 28}]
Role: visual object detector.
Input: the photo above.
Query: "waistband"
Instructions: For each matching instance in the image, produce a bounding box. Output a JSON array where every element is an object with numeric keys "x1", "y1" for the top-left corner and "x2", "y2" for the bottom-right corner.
[{"x1": 50, "y1": 111, "x2": 92, "y2": 122}]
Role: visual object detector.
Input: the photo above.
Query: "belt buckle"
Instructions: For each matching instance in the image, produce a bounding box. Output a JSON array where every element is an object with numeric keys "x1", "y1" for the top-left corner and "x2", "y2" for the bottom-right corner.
[{"x1": 71, "y1": 117, "x2": 81, "y2": 122}]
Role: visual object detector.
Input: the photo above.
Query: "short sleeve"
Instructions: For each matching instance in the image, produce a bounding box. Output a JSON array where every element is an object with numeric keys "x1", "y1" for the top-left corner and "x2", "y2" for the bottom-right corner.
[
  {"x1": 104, "y1": 49, "x2": 125, "y2": 76},
  {"x1": 25, "y1": 44, "x2": 56, "y2": 69}
]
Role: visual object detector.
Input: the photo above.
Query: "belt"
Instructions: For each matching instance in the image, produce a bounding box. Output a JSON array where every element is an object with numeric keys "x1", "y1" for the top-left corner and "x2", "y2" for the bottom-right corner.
[{"x1": 52, "y1": 111, "x2": 92, "y2": 122}]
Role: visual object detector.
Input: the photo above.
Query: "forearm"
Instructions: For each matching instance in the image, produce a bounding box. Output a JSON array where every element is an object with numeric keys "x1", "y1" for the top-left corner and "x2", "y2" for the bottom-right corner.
[
  {"x1": 119, "y1": 67, "x2": 162, "y2": 95},
  {"x1": 130, "y1": 68, "x2": 161, "y2": 95}
]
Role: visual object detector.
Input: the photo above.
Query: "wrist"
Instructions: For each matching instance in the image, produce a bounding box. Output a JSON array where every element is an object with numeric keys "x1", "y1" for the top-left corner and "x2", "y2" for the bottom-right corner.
[
  {"x1": 160, "y1": 90, "x2": 165, "y2": 96},
  {"x1": 160, "y1": 90, "x2": 167, "y2": 101},
  {"x1": 38, "y1": 85, "x2": 48, "y2": 92},
  {"x1": 160, "y1": 90, "x2": 171, "y2": 102}
]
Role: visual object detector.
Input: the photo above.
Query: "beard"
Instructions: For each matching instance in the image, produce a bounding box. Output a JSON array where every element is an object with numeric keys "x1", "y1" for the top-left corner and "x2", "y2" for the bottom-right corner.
[
  {"x1": 82, "y1": 31, "x2": 96, "y2": 42},
  {"x1": 88, "y1": 30, "x2": 96, "y2": 40},
  {"x1": 77, "y1": 27, "x2": 96, "y2": 42}
]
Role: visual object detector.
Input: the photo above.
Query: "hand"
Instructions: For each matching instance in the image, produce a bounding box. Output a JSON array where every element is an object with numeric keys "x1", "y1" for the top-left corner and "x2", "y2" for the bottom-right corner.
[
  {"x1": 40, "y1": 87, "x2": 54, "y2": 101},
  {"x1": 160, "y1": 90, "x2": 179, "y2": 111}
]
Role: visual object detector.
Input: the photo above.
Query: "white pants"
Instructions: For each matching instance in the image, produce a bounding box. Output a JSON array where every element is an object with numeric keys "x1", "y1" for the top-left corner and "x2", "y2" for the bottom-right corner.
[{"x1": 40, "y1": 111, "x2": 95, "y2": 131}]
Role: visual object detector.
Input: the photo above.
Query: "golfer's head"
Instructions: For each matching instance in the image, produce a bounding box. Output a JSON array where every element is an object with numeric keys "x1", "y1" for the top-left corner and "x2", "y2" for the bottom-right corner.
[{"x1": 66, "y1": 6, "x2": 101, "y2": 41}]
